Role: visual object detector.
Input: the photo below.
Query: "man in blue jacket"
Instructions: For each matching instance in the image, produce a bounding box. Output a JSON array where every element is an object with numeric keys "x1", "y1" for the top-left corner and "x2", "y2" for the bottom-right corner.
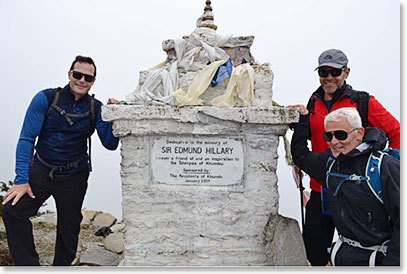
[{"x1": 1, "y1": 56, "x2": 120, "y2": 266}]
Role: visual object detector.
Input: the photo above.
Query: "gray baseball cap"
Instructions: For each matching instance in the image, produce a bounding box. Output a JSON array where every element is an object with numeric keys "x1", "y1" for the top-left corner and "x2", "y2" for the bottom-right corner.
[{"x1": 315, "y1": 49, "x2": 348, "y2": 70}]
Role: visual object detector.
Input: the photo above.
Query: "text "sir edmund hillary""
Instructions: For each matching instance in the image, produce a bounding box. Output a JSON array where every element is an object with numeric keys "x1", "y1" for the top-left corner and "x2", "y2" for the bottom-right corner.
[{"x1": 161, "y1": 146, "x2": 234, "y2": 155}]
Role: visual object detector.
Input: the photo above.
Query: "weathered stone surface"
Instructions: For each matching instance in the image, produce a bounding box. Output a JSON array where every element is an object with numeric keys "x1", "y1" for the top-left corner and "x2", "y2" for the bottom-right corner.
[
  {"x1": 31, "y1": 213, "x2": 57, "y2": 228},
  {"x1": 93, "y1": 212, "x2": 117, "y2": 228},
  {"x1": 200, "y1": 81, "x2": 229, "y2": 106},
  {"x1": 178, "y1": 71, "x2": 198, "y2": 93},
  {"x1": 0, "y1": 219, "x2": 6, "y2": 233},
  {"x1": 110, "y1": 223, "x2": 126, "y2": 233},
  {"x1": 104, "y1": 233, "x2": 125, "y2": 254},
  {"x1": 222, "y1": 36, "x2": 255, "y2": 48},
  {"x1": 102, "y1": 103, "x2": 302, "y2": 266},
  {"x1": 102, "y1": 105, "x2": 298, "y2": 140},
  {"x1": 264, "y1": 214, "x2": 308, "y2": 266},
  {"x1": 103, "y1": 105, "x2": 298, "y2": 125},
  {"x1": 252, "y1": 66, "x2": 274, "y2": 107},
  {"x1": 81, "y1": 210, "x2": 100, "y2": 228},
  {"x1": 79, "y1": 243, "x2": 121, "y2": 266}
]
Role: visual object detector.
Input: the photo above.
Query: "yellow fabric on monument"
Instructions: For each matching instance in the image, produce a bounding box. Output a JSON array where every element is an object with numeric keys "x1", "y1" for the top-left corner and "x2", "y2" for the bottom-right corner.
[
  {"x1": 172, "y1": 60, "x2": 228, "y2": 107},
  {"x1": 212, "y1": 63, "x2": 254, "y2": 107},
  {"x1": 172, "y1": 61, "x2": 255, "y2": 107}
]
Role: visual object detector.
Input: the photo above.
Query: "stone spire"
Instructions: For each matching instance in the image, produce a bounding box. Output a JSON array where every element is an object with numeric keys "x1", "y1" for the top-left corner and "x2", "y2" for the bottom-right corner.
[{"x1": 196, "y1": 0, "x2": 218, "y2": 30}]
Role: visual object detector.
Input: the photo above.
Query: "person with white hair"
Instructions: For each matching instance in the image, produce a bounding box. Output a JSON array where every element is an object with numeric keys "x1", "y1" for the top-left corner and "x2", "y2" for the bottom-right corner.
[
  {"x1": 289, "y1": 49, "x2": 400, "y2": 266},
  {"x1": 291, "y1": 107, "x2": 400, "y2": 266}
]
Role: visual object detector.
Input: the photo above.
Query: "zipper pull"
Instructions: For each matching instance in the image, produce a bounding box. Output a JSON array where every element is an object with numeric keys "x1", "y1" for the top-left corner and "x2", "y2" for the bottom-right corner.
[{"x1": 367, "y1": 212, "x2": 372, "y2": 223}]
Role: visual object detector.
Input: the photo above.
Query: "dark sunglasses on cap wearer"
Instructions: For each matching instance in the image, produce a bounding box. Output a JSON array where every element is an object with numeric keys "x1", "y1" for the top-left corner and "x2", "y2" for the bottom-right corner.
[
  {"x1": 323, "y1": 128, "x2": 358, "y2": 142},
  {"x1": 71, "y1": 71, "x2": 95, "y2": 83},
  {"x1": 318, "y1": 67, "x2": 345, "y2": 78}
]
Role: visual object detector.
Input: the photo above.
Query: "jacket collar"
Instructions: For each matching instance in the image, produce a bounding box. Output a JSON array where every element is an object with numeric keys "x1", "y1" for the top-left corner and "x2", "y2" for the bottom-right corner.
[
  {"x1": 313, "y1": 81, "x2": 353, "y2": 103},
  {"x1": 64, "y1": 84, "x2": 89, "y2": 103}
]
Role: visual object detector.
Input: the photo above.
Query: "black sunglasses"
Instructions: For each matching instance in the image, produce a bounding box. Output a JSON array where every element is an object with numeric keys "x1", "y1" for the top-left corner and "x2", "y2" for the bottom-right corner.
[
  {"x1": 323, "y1": 128, "x2": 358, "y2": 142},
  {"x1": 71, "y1": 71, "x2": 95, "y2": 82},
  {"x1": 318, "y1": 68, "x2": 345, "y2": 78}
]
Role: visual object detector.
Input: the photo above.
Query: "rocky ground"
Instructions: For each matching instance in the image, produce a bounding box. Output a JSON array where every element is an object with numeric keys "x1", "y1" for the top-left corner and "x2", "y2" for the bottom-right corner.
[{"x1": 0, "y1": 210, "x2": 125, "y2": 266}]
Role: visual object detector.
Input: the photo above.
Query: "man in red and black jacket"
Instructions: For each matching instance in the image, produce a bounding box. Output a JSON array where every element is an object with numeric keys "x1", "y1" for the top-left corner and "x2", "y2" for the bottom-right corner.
[{"x1": 290, "y1": 49, "x2": 400, "y2": 266}]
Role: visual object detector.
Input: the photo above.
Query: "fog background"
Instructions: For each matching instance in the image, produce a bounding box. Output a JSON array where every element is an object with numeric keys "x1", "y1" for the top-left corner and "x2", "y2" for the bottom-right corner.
[{"x1": 0, "y1": 0, "x2": 400, "y2": 232}]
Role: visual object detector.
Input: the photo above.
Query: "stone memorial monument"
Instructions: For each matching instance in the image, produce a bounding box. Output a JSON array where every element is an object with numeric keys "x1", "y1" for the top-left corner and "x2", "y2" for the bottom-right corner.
[{"x1": 102, "y1": 0, "x2": 306, "y2": 266}]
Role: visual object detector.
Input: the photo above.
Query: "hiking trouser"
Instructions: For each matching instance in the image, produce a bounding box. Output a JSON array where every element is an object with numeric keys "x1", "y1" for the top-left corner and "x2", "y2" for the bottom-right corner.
[
  {"x1": 303, "y1": 190, "x2": 335, "y2": 266},
  {"x1": 1, "y1": 165, "x2": 88, "y2": 266}
]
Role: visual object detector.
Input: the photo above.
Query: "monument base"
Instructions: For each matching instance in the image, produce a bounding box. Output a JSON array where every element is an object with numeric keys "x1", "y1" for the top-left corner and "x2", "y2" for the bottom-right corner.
[{"x1": 103, "y1": 105, "x2": 306, "y2": 266}]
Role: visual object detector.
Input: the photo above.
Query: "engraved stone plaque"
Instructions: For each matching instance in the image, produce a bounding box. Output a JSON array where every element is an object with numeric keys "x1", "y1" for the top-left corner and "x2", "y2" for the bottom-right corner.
[{"x1": 150, "y1": 136, "x2": 245, "y2": 186}]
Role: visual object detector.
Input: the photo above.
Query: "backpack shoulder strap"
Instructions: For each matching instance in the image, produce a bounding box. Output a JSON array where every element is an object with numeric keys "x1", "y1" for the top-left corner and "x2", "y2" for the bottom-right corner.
[
  {"x1": 45, "y1": 87, "x2": 62, "y2": 119},
  {"x1": 350, "y1": 91, "x2": 370, "y2": 128},
  {"x1": 365, "y1": 151, "x2": 385, "y2": 203},
  {"x1": 86, "y1": 94, "x2": 97, "y2": 172},
  {"x1": 49, "y1": 88, "x2": 77, "y2": 126},
  {"x1": 325, "y1": 156, "x2": 336, "y2": 189},
  {"x1": 326, "y1": 156, "x2": 372, "y2": 197},
  {"x1": 87, "y1": 94, "x2": 97, "y2": 134},
  {"x1": 34, "y1": 88, "x2": 62, "y2": 164},
  {"x1": 326, "y1": 150, "x2": 388, "y2": 203},
  {"x1": 383, "y1": 148, "x2": 400, "y2": 160},
  {"x1": 39, "y1": 87, "x2": 62, "y2": 134},
  {"x1": 306, "y1": 95, "x2": 317, "y2": 114}
]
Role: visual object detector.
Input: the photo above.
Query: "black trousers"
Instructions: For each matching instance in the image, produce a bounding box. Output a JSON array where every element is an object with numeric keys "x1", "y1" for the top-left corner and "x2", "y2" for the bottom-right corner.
[
  {"x1": 303, "y1": 190, "x2": 335, "y2": 266},
  {"x1": 1, "y1": 165, "x2": 88, "y2": 266},
  {"x1": 333, "y1": 241, "x2": 386, "y2": 266}
]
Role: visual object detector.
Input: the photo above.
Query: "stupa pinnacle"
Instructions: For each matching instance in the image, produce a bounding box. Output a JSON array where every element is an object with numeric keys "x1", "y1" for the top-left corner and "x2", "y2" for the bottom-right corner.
[
  {"x1": 196, "y1": 0, "x2": 217, "y2": 30},
  {"x1": 126, "y1": 0, "x2": 266, "y2": 107}
]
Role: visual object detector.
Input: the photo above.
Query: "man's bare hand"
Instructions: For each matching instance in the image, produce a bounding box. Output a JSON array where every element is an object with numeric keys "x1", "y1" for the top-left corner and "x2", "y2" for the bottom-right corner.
[
  {"x1": 107, "y1": 98, "x2": 119, "y2": 105},
  {"x1": 2, "y1": 183, "x2": 35, "y2": 206},
  {"x1": 287, "y1": 104, "x2": 309, "y2": 115}
]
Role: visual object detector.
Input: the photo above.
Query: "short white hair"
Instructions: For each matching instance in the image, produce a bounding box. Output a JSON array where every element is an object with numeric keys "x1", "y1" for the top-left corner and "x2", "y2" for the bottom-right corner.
[{"x1": 324, "y1": 107, "x2": 362, "y2": 129}]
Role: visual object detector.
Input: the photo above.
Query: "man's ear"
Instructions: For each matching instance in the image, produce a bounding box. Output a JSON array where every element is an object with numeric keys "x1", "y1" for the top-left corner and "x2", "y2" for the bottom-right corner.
[
  {"x1": 344, "y1": 67, "x2": 350, "y2": 79},
  {"x1": 357, "y1": 127, "x2": 365, "y2": 142}
]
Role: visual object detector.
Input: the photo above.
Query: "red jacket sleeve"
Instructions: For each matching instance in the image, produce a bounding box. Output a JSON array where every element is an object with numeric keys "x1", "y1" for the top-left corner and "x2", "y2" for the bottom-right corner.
[{"x1": 368, "y1": 96, "x2": 400, "y2": 149}]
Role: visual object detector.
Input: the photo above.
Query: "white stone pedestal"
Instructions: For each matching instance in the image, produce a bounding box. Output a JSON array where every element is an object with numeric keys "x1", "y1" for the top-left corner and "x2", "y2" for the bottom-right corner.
[{"x1": 102, "y1": 105, "x2": 306, "y2": 266}]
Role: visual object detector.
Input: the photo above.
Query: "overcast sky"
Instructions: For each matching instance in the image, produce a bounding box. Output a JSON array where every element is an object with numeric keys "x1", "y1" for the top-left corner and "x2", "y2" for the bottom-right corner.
[{"x1": 0, "y1": 0, "x2": 401, "y2": 227}]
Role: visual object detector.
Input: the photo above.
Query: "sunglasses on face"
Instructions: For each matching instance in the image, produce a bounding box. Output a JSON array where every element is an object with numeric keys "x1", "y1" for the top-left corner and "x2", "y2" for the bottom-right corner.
[
  {"x1": 323, "y1": 128, "x2": 358, "y2": 142},
  {"x1": 318, "y1": 68, "x2": 344, "y2": 78},
  {"x1": 71, "y1": 71, "x2": 95, "y2": 82}
]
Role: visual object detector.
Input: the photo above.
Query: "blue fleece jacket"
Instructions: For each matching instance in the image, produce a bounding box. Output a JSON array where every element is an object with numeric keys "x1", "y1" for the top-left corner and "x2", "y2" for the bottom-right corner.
[{"x1": 14, "y1": 84, "x2": 119, "y2": 185}]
